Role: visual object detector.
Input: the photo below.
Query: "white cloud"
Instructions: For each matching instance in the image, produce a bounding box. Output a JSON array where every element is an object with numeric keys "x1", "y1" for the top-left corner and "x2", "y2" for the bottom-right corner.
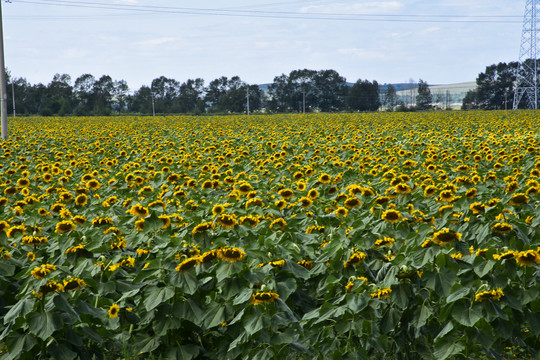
[
  {"x1": 300, "y1": 2, "x2": 404, "y2": 14},
  {"x1": 337, "y1": 48, "x2": 387, "y2": 60},
  {"x1": 63, "y1": 48, "x2": 89, "y2": 59},
  {"x1": 135, "y1": 37, "x2": 178, "y2": 46},
  {"x1": 115, "y1": 0, "x2": 139, "y2": 4},
  {"x1": 419, "y1": 27, "x2": 440, "y2": 35}
]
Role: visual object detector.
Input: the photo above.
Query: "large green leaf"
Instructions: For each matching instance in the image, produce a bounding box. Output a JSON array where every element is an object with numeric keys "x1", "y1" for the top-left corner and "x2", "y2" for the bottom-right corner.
[
  {"x1": 433, "y1": 341, "x2": 464, "y2": 360},
  {"x1": 27, "y1": 311, "x2": 63, "y2": 340},
  {"x1": 143, "y1": 286, "x2": 175, "y2": 311},
  {"x1": 3, "y1": 298, "x2": 35, "y2": 325}
]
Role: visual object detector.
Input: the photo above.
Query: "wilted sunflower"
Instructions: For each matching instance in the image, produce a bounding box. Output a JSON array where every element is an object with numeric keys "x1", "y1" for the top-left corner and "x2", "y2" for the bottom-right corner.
[
  {"x1": 515, "y1": 250, "x2": 540, "y2": 266},
  {"x1": 192, "y1": 222, "x2": 215, "y2": 234},
  {"x1": 474, "y1": 288, "x2": 504, "y2": 302},
  {"x1": 175, "y1": 256, "x2": 201, "y2": 271},
  {"x1": 39, "y1": 281, "x2": 64, "y2": 296},
  {"x1": 250, "y1": 291, "x2": 279, "y2": 306},
  {"x1": 381, "y1": 209, "x2": 401, "y2": 223},
  {"x1": 216, "y1": 214, "x2": 238, "y2": 229},
  {"x1": 373, "y1": 237, "x2": 395, "y2": 247},
  {"x1": 344, "y1": 251, "x2": 366, "y2": 268},
  {"x1": 371, "y1": 287, "x2": 392, "y2": 299},
  {"x1": 432, "y1": 228, "x2": 462, "y2": 246},
  {"x1": 63, "y1": 277, "x2": 86, "y2": 291},
  {"x1": 218, "y1": 247, "x2": 246, "y2": 262},
  {"x1": 55, "y1": 220, "x2": 76, "y2": 234}
]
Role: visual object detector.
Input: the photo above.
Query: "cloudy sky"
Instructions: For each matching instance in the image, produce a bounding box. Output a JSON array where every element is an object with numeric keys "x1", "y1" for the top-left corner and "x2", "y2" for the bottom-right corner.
[{"x1": 3, "y1": 0, "x2": 525, "y2": 91}]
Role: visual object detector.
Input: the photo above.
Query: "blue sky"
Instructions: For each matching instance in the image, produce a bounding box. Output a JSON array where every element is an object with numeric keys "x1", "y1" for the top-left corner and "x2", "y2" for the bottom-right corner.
[{"x1": 3, "y1": 0, "x2": 524, "y2": 91}]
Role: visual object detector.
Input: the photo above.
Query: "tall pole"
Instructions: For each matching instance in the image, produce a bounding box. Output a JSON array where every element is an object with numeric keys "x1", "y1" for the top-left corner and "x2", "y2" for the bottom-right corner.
[
  {"x1": 246, "y1": 87, "x2": 250, "y2": 116},
  {"x1": 302, "y1": 90, "x2": 305, "y2": 114},
  {"x1": 0, "y1": 1, "x2": 8, "y2": 139},
  {"x1": 11, "y1": 82, "x2": 15, "y2": 117}
]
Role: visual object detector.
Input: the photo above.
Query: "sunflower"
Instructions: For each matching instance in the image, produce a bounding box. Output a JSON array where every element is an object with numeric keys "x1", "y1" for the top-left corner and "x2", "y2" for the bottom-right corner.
[
  {"x1": 515, "y1": 250, "x2": 540, "y2": 266},
  {"x1": 432, "y1": 228, "x2": 462, "y2": 246},
  {"x1": 394, "y1": 183, "x2": 412, "y2": 194},
  {"x1": 298, "y1": 197, "x2": 313, "y2": 208},
  {"x1": 250, "y1": 291, "x2": 279, "y2": 306},
  {"x1": 318, "y1": 173, "x2": 332, "y2": 184},
  {"x1": 72, "y1": 215, "x2": 87, "y2": 225},
  {"x1": 175, "y1": 256, "x2": 201, "y2": 271},
  {"x1": 108, "y1": 304, "x2": 120, "y2": 318},
  {"x1": 22, "y1": 236, "x2": 48, "y2": 246},
  {"x1": 128, "y1": 203, "x2": 150, "y2": 218},
  {"x1": 63, "y1": 277, "x2": 86, "y2": 291},
  {"x1": 27, "y1": 252, "x2": 36, "y2": 261},
  {"x1": 245, "y1": 198, "x2": 264, "y2": 209},
  {"x1": 17, "y1": 178, "x2": 30, "y2": 187},
  {"x1": 469, "y1": 202, "x2": 486, "y2": 215},
  {"x1": 0, "y1": 220, "x2": 9, "y2": 232},
  {"x1": 370, "y1": 287, "x2": 392, "y2": 299},
  {"x1": 0, "y1": 197, "x2": 8, "y2": 206},
  {"x1": 39, "y1": 281, "x2": 64, "y2": 296},
  {"x1": 344, "y1": 251, "x2": 366, "y2": 268},
  {"x1": 343, "y1": 197, "x2": 361, "y2": 209},
  {"x1": 373, "y1": 237, "x2": 395, "y2": 247},
  {"x1": 278, "y1": 188, "x2": 294, "y2": 200},
  {"x1": 492, "y1": 222, "x2": 513, "y2": 234},
  {"x1": 269, "y1": 218, "x2": 287, "y2": 231},
  {"x1": 192, "y1": 222, "x2": 215, "y2": 234},
  {"x1": 31, "y1": 264, "x2": 56, "y2": 279},
  {"x1": 437, "y1": 190, "x2": 455, "y2": 203},
  {"x1": 297, "y1": 260, "x2": 314, "y2": 269},
  {"x1": 217, "y1": 247, "x2": 246, "y2": 262},
  {"x1": 212, "y1": 204, "x2": 226, "y2": 216},
  {"x1": 509, "y1": 193, "x2": 528, "y2": 206},
  {"x1": 199, "y1": 249, "x2": 218, "y2": 263},
  {"x1": 334, "y1": 206, "x2": 348, "y2": 218},
  {"x1": 55, "y1": 220, "x2": 76, "y2": 234},
  {"x1": 474, "y1": 288, "x2": 504, "y2": 302},
  {"x1": 216, "y1": 214, "x2": 238, "y2": 229},
  {"x1": 86, "y1": 179, "x2": 101, "y2": 191},
  {"x1": 381, "y1": 209, "x2": 401, "y2": 223},
  {"x1": 6, "y1": 225, "x2": 26, "y2": 238}
]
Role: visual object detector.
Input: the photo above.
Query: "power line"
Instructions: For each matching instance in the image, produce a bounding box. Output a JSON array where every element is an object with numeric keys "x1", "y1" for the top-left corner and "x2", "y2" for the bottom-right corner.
[{"x1": 10, "y1": 0, "x2": 522, "y2": 23}]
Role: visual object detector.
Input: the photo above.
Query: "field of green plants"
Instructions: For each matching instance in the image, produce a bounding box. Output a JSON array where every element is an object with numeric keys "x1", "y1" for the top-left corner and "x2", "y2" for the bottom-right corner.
[{"x1": 1, "y1": 111, "x2": 540, "y2": 359}]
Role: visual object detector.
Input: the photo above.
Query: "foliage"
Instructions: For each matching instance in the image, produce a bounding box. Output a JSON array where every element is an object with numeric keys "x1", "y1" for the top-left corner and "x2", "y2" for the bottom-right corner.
[
  {"x1": 416, "y1": 79, "x2": 432, "y2": 110},
  {"x1": 347, "y1": 79, "x2": 381, "y2": 112},
  {"x1": 1, "y1": 112, "x2": 540, "y2": 359}
]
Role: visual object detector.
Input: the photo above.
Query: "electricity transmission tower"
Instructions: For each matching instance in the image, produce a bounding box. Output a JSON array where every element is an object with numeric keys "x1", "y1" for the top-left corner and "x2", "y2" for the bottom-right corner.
[{"x1": 513, "y1": 0, "x2": 540, "y2": 110}]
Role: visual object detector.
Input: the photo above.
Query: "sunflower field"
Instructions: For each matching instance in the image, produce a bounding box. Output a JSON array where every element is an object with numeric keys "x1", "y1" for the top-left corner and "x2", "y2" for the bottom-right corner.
[{"x1": 1, "y1": 111, "x2": 540, "y2": 359}]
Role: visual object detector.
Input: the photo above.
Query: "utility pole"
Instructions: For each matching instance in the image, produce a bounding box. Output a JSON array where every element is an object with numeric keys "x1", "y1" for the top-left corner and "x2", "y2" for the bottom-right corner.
[
  {"x1": 302, "y1": 90, "x2": 306, "y2": 114},
  {"x1": 0, "y1": 0, "x2": 8, "y2": 139},
  {"x1": 151, "y1": 94, "x2": 155, "y2": 116},
  {"x1": 11, "y1": 82, "x2": 14, "y2": 117},
  {"x1": 246, "y1": 87, "x2": 250, "y2": 116}
]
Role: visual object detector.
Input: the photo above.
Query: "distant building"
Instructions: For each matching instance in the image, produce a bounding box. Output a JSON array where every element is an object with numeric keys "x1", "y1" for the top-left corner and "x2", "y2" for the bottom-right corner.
[{"x1": 395, "y1": 81, "x2": 476, "y2": 109}]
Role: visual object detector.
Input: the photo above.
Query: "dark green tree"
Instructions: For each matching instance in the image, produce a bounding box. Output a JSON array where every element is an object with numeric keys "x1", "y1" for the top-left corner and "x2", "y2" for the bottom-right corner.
[
  {"x1": 73, "y1": 74, "x2": 96, "y2": 115},
  {"x1": 347, "y1": 79, "x2": 380, "y2": 111},
  {"x1": 416, "y1": 79, "x2": 432, "y2": 110},
  {"x1": 383, "y1": 84, "x2": 398, "y2": 109},
  {"x1": 475, "y1": 62, "x2": 518, "y2": 109}
]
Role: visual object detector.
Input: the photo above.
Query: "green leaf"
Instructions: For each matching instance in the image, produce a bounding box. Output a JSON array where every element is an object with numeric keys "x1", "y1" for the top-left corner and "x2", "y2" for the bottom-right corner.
[
  {"x1": 172, "y1": 299, "x2": 204, "y2": 326},
  {"x1": 446, "y1": 287, "x2": 470, "y2": 303},
  {"x1": 380, "y1": 308, "x2": 400, "y2": 333},
  {"x1": 233, "y1": 288, "x2": 253, "y2": 305},
  {"x1": 452, "y1": 304, "x2": 482, "y2": 327},
  {"x1": 434, "y1": 321, "x2": 454, "y2": 341},
  {"x1": 433, "y1": 341, "x2": 464, "y2": 360},
  {"x1": 216, "y1": 261, "x2": 243, "y2": 283},
  {"x1": 27, "y1": 311, "x2": 63, "y2": 340},
  {"x1": 276, "y1": 278, "x2": 297, "y2": 302},
  {"x1": 3, "y1": 334, "x2": 37, "y2": 360},
  {"x1": 175, "y1": 270, "x2": 199, "y2": 295},
  {"x1": 346, "y1": 294, "x2": 369, "y2": 312},
  {"x1": 144, "y1": 286, "x2": 175, "y2": 311},
  {"x1": 166, "y1": 345, "x2": 200, "y2": 360},
  {"x1": 3, "y1": 298, "x2": 34, "y2": 325},
  {"x1": 53, "y1": 294, "x2": 80, "y2": 323},
  {"x1": 473, "y1": 259, "x2": 494, "y2": 278},
  {"x1": 48, "y1": 344, "x2": 78, "y2": 360},
  {"x1": 244, "y1": 312, "x2": 266, "y2": 335},
  {"x1": 203, "y1": 303, "x2": 228, "y2": 329},
  {"x1": 528, "y1": 313, "x2": 540, "y2": 335},
  {"x1": 416, "y1": 304, "x2": 432, "y2": 328},
  {"x1": 424, "y1": 268, "x2": 457, "y2": 297}
]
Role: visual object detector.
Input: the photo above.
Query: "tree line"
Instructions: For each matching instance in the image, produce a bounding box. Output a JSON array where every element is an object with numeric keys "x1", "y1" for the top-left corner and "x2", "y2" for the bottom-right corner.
[
  {"x1": 462, "y1": 59, "x2": 540, "y2": 110},
  {"x1": 7, "y1": 69, "x2": 390, "y2": 116}
]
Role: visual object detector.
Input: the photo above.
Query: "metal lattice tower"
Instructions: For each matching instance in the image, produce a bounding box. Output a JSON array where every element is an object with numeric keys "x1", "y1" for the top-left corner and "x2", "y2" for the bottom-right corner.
[{"x1": 514, "y1": 0, "x2": 540, "y2": 110}]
